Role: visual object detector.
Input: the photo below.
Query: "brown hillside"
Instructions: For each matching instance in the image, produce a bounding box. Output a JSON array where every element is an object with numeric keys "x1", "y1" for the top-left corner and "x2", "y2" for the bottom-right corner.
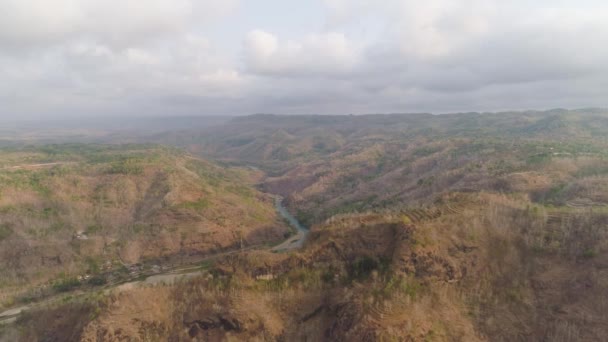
[
  {"x1": 13, "y1": 192, "x2": 607, "y2": 341},
  {"x1": 0, "y1": 145, "x2": 286, "y2": 307}
]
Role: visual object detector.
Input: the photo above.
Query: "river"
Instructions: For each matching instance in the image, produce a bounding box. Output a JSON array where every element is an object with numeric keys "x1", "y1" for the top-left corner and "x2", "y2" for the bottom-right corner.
[{"x1": 271, "y1": 196, "x2": 309, "y2": 251}]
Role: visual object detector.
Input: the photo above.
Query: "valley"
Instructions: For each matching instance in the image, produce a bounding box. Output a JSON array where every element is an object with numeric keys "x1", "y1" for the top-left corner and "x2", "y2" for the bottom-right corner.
[
  {"x1": 1, "y1": 109, "x2": 608, "y2": 341},
  {"x1": 3, "y1": 0, "x2": 607, "y2": 340}
]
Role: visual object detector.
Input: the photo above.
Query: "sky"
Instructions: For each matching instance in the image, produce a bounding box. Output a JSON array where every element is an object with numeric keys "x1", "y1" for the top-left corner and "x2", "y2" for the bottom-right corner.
[{"x1": 1, "y1": 0, "x2": 608, "y2": 119}]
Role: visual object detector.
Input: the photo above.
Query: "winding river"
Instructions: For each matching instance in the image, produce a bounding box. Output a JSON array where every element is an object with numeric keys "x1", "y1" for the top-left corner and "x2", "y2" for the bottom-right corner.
[{"x1": 271, "y1": 196, "x2": 309, "y2": 251}]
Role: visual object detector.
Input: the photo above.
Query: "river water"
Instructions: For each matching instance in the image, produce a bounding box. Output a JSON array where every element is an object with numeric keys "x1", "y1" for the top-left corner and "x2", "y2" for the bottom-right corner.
[{"x1": 271, "y1": 196, "x2": 309, "y2": 251}]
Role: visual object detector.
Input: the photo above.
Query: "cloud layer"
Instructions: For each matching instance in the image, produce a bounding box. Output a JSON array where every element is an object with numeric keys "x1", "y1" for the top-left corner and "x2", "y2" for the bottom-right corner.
[{"x1": 1, "y1": 0, "x2": 608, "y2": 118}]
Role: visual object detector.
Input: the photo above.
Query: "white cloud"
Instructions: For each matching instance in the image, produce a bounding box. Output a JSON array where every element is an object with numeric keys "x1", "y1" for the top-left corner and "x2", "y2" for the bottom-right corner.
[
  {"x1": 0, "y1": 0, "x2": 243, "y2": 117},
  {"x1": 314, "y1": 0, "x2": 608, "y2": 91},
  {"x1": 0, "y1": 0, "x2": 238, "y2": 49},
  {"x1": 0, "y1": 0, "x2": 83, "y2": 46},
  {"x1": 2, "y1": 1, "x2": 608, "y2": 118},
  {"x1": 125, "y1": 48, "x2": 160, "y2": 66},
  {"x1": 244, "y1": 30, "x2": 361, "y2": 76},
  {"x1": 244, "y1": 30, "x2": 278, "y2": 65}
]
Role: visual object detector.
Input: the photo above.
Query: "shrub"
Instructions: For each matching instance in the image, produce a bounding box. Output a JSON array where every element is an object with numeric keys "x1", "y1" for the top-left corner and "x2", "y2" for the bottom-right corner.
[
  {"x1": 107, "y1": 158, "x2": 143, "y2": 175},
  {"x1": 88, "y1": 276, "x2": 107, "y2": 286},
  {"x1": 582, "y1": 248, "x2": 597, "y2": 259},
  {"x1": 181, "y1": 198, "x2": 209, "y2": 210},
  {"x1": 413, "y1": 146, "x2": 442, "y2": 157},
  {"x1": 350, "y1": 256, "x2": 382, "y2": 280},
  {"x1": 0, "y1": 223, "x2": 13, "y2": 241},
  {"x1": 52, "y1": 277, "x2": 81, "y2": 293}
]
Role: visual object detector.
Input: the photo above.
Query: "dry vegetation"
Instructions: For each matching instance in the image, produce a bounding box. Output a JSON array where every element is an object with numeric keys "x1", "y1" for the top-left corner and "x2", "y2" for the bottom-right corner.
[
  {"x1": 3, "y1": 110, "x2": 608, "y2": 341},
  {"x1": 155, "y1": 110, "x2": 608, "y2": 225},
  {"x1": 0, "y1": 144, "x2": 285, "y2": 308},
  {"x1": 11, "y1": 192, "x2": 608, "y2": 341}
]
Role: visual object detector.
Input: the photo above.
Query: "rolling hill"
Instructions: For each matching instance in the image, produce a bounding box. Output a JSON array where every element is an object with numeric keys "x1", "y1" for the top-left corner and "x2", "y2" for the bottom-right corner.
[
  {"x1": 3, "y1": 110, "x2": 608, "y2": 341},
  {"x1": 0, "y1": 144, "x2": 286, "y2": 308}
]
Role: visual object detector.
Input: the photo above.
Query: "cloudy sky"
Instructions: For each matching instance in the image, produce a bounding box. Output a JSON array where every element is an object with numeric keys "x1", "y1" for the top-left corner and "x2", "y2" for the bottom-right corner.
[{"x1": 1, "y1": 0, "x2": 608, "y2": 119}]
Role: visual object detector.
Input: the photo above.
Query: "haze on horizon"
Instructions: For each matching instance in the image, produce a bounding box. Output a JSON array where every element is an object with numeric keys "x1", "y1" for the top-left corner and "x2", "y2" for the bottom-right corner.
[{"x1": 1, "y1": 0, "x2": 608, "y2": 120}]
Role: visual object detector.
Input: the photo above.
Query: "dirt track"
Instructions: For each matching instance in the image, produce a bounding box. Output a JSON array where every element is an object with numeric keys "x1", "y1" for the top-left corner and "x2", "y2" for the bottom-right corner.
[{"x1": 1, "y1": 162, "x2": 76, "y2": 170}]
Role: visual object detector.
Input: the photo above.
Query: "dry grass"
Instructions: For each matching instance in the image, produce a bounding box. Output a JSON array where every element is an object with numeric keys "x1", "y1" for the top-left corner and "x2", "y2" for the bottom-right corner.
[{"x1": 0, "y1": 145, "x2": 286, "y2": 307}]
